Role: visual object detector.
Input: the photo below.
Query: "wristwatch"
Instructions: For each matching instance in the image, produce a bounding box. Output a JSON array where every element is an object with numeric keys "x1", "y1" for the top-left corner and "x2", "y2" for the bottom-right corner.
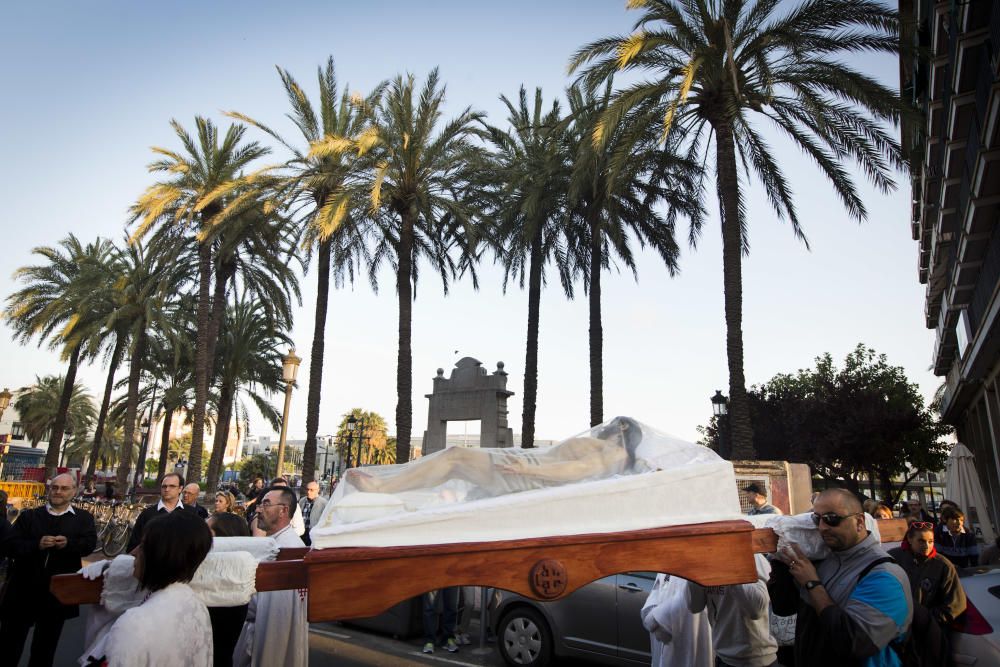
[{"x1": 805, "y1": 580, "x2": 824, "y2": 591}]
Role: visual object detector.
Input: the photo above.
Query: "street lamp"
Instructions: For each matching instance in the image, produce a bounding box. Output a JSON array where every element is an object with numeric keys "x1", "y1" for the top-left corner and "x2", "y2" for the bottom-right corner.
[
  {"x1": 0, "y1": 387, "x2": 12, "y2": 425},
  {"x1": 275, "y1": 348, "x2": 302, "y2": 479},
  {"x1": 264, "y1": 446, "x2": 272, "y2": 480},
  {"x1": 710, "y1": 390, "x2": 730, "y2": 459},
  {"x1": 134, "y1": 418, "x2": 151, "y2": 489},
  {"x1": 345, "y1": 415, "x2": 357, "y2": 469},
  {"x1": 355, "y1": 416, "x2": 366, "y2": 467}
]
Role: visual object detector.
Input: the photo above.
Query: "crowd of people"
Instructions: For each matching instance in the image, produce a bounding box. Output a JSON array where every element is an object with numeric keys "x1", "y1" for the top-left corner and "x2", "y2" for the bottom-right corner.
[
  {"x1": 0, "y1": 471, "x2": 332, "y2": 666},
  {"x1": 0, "y1": 471, "x2": 995, "y2": 667}
]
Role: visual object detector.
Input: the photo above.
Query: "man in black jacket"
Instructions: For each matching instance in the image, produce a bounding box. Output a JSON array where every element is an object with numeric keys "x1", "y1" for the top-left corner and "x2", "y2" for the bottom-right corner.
[
  {"x1": 0, "y1": 473, "x2": 97, "y2": 666},
  {"x1": 126, "y1": 472, "x2": 188, "y2": 552}
]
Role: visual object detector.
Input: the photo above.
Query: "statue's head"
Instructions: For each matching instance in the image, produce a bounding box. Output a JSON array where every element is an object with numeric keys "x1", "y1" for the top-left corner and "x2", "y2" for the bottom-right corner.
[{"x1": 595, "y1": 417, "x2": 642, "y2": 470}]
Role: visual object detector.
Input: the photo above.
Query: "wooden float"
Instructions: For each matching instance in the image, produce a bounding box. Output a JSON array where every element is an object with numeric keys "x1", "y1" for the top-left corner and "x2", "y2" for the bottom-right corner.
[{"x1": 49, "y1": 518, "x2": 907, "y2": 622}]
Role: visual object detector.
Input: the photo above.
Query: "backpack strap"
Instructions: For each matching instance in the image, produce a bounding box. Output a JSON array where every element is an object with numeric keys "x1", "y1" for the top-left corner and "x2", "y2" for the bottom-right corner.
[{"x1": 856, "y1": 556, "x2": 897, "y2": 585}]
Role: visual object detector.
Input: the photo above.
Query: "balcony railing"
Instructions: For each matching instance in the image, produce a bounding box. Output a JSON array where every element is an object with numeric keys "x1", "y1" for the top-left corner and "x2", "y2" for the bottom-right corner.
[{"x1": 966, "y1": 223, "x2": 1000, "y2": 335}]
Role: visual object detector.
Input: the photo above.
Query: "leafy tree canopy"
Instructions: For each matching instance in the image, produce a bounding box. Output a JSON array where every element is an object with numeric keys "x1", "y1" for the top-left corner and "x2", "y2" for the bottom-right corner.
[{"x1": 700, "y1": 344, "x2": 951, "y2": 505}]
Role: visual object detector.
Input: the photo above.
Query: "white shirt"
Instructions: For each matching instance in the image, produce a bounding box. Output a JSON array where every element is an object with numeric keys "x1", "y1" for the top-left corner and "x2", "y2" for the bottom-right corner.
[
  {"x1": 46, "y1": 503, "x2": 76, "y2": 516},
  {"x1": 156, "y1": 499, "x2": 183, "y2": 512},
  {"x1": 85, "y1": 582, "x2": 212, "y2": 667},
  {"x1": 643, "y1": 574, "x2": 714, "y2": 667}
]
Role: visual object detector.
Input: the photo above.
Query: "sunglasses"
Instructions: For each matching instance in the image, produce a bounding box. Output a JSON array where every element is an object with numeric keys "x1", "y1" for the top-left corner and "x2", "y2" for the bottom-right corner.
[
  {"x1": 909, "y1": 521, "x2": 934, "y2": 530},
  {"x1": 811, "y1": 511, "x2": 861, "y2": 527}
]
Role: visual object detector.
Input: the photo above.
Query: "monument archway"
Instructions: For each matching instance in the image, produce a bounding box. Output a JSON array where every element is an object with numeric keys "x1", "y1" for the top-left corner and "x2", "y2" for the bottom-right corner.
[{"x1": 422, "y1": 357, "x2": 514, "y2": 455}]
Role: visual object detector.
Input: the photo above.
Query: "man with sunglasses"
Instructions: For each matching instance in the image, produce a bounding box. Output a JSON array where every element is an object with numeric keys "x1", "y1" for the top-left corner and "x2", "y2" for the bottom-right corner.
[{"x1": 769, "y1": 488, "x2": 912, "y2": 667}]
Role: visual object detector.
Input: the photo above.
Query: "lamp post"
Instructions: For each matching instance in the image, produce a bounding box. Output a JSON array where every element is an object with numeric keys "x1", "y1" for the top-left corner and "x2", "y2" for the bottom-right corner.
[
  {"x1": 275, "y1": 348, "x2": 302, "y2": 480},
  {"x1": 264, "y1": 446, "x2": 272, "y2": 481},
  {"x1": 710, "y1": 390, "x2": 730, "y2": 459},
  {"x1": 0, "y1": 387, "x2": 11, "y2": 430},
  {"x1": 345, "y1": 415, "x2": 357, "y2": 469},
  {"x1": 134, "y1": 418, "x2": 151, "y2": 489},
  {"x1": 355, "y1": 416, "x2": 366, "y2": 467}
]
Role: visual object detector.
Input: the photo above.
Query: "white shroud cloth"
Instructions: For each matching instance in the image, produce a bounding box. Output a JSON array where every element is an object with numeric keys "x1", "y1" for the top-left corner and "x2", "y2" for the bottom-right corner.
[
  {"x1": 641, "y1": 574, "x2": 714, "y2": 667},
  {"x1": 233, "y1": 526, "x2": 308, "y2": 667}
]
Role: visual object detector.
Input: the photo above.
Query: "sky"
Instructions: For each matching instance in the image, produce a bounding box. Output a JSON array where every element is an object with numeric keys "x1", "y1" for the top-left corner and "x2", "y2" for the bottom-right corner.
[{"x1": 0, "y1": 1, "x2": 936, "y2": 446}]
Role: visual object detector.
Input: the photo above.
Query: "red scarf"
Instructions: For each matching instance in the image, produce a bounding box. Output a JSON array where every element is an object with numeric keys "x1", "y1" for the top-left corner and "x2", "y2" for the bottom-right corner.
[{"x1": 900, "y1": 537, "x2": 938, "y2": 560}]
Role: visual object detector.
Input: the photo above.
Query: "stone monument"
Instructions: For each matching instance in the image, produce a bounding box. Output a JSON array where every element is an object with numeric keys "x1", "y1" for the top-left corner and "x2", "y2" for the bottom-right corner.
[{"x1": 422, "y1": 357, "x2": 515, "y2": 455}]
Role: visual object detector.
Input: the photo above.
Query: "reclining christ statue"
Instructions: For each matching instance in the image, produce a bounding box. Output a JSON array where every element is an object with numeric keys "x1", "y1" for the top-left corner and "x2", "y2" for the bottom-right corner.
[{"x1": 344, "y1": 416, "x2": 647, "y2": 500}]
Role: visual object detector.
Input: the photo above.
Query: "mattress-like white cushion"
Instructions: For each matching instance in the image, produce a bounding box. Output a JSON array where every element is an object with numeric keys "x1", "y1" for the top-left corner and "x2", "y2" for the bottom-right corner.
[{"x1": 310, "y1": 458, "x2": 743, "y2": 548}]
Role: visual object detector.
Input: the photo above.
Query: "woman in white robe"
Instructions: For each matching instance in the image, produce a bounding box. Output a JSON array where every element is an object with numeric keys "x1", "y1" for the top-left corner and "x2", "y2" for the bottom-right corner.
[
  {"x1": 82, "y1": 510, "x2": 214, "y2": 666},
  {"x1": 641, "y1": 574, "x2": 714, "y2": 667}
]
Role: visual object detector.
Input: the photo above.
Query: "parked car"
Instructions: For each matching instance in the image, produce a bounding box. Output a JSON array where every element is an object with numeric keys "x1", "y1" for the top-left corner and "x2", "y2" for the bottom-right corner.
[
  {"x1": 490, "y1": 572, "x2": 655, "y2": 667},
  {"x1": 952, "y1": 564, "x2": 1000, "y2": 664}
]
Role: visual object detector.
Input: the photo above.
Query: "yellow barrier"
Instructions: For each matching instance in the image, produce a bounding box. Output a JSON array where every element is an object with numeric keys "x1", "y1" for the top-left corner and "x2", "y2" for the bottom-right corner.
[{"x1": 0, "y1": 481, "x2": 46, "y2": 504}]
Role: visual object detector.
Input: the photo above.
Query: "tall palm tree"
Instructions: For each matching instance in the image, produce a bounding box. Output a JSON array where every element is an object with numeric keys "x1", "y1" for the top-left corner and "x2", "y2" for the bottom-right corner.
[
  {"x1": 570, "y1": 0, "x2": 905, "y2": 456},
  {"x1": 5, "y1": 235, "x2": 115, "y2": 473},
  {"x1": 229, "y1": 56, "x2": 381, "y2": 484},
  {"x1": 13, "y1": 375, "x2": 97, "y2": 450},
  {"x1": 131, "y1": 117, "x2": 270, "y2": 481},
  {"x1": 108, "y1": 240, "x2": 183, "y2": 491},
  {"x1": 204, "y1": 298, "x2": 287, "y2": 492},
  {"x1": 483, "y1": 87, "x2": 576, "y2": 447},
  {"x1": 312, "y1": 69, "x2": 488, "y2": 462},
  {"x1": 145, "y1": 314, "x2": 196, "y2": 481},
  {"x1": 565, "y1": 82, "x2": 701, "y2": 426}
]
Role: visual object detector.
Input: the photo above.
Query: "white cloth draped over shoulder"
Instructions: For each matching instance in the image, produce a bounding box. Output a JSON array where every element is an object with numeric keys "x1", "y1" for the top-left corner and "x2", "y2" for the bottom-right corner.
[
  {"x1": 233, "y1": 526, "x2": 309, "y2": 667},
  {"x1": 642, "y1": 574, "x2": 714, "y2": 667},
  {"x1": 83, "y1": 583, "x2": 213, "y2": 667},
  {"x1": 79, "y1": 539, "x2": 274, "y2": 666},
  {"x1": 310, "y1": 417, "x2": 744, "y2": 548}
]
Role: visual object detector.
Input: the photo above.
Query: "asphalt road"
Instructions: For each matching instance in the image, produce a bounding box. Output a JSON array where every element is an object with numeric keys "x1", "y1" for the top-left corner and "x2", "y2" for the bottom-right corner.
[{"x1": 15, "y1": 606, "x2": 504, "y2": 667}]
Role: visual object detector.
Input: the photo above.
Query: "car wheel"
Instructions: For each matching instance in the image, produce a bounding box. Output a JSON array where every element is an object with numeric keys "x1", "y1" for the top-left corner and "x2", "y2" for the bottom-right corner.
[{"x1": 497, "y1": 606, "x2": 552, "y2": 667}]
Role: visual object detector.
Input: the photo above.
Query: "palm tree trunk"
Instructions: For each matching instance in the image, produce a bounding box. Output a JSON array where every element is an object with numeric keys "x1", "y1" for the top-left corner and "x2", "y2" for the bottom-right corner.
[
  {"x1": 395, "y1": 212, "x2": 415, "y2": 463},
  {"x1": 588, "y1": 209, "x2": 603, "y2": 427},
  {"x1": 45, "y1": 344, "x2": 81, "y2": 476},
  {"x1": 156, "y1": 404, "x2": 175, "y2": 480},
  {"x1": 85, "y1": 336, "x2": 124, "y2": 484},
  {"x1": 116, "y1": 328, "x2": 147, "y2": 491},
  {"x1": 205, "y1": 383, "x2": 234, "y2": 492},
  {"x1": 189, "y1": 240, "x2": 213, "y2": 483},
  {"x1": 521, "y1": 228, "x2": 544, "y2": 447},
  {"x1": 714, "y1": 121, "x2": 756, "y2": 459},
  {"x1": 302, "y1": 238, "x2": 332, "y2": 483}
]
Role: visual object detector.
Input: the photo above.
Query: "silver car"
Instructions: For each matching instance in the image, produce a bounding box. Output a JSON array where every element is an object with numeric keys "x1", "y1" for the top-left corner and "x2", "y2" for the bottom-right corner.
[
  {"x1": 952, "y1": 564, "x2": 1000, "y2": 665},
  {"x1": 490, "y1": 572, "x2": 655, "y2": 667}
]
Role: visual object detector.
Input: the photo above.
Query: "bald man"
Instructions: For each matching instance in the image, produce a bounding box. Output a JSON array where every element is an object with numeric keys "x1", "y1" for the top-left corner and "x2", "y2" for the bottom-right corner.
[
  {"x1": 182, "y1": 482, "x2": 209, "y2": 519},
  {"x1": 0, "y1": 473, "x2": 97, "y2": 666},
  {"x1": 768, "y1": 488, "x2": 913, "y2": 667}
]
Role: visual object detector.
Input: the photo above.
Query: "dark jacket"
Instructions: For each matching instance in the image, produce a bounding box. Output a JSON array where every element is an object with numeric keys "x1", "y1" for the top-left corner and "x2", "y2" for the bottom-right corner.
[
  {"x1": 126, "y1": 502, "x2": 194, "y2": 552},
  {"x1": 769, "y1": 533, "x2": 912, "y2": 667},
  {"x1": 189, "y1": 503, "x2": 209, "y2": 519},
  {"x1": 0, "y1": 505, "x2": 97, "y2": 621},
  {"x1": 887, "y1": 547, "x2": 966, "y2": 624},
  {"x1": 934, "y1": 523, "x2": 979, "y2": 568}
]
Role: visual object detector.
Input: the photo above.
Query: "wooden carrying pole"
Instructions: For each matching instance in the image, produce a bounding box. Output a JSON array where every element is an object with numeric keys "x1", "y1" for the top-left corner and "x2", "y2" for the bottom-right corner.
[{"x1": 50, "y1": 518, "x2": 909, "y2": 622}]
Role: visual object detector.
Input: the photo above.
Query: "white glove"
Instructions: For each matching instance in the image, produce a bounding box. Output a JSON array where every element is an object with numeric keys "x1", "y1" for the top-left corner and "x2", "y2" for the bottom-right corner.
[{"x1": 79, "y1": 559, "x2": 111, "y2": 580}]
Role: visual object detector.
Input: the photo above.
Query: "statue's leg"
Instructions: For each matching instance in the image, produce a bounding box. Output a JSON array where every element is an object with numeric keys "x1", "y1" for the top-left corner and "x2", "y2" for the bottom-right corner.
[{"x1": 350, "y1": 447, "x2": 497, "y2": 494}]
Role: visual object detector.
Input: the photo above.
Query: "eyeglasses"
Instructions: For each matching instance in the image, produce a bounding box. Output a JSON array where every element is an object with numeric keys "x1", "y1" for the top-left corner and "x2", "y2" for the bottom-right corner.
[
  {"x1": 909, "y1": 521, "x2": 934, "y2": 530},
  {"x1": 811, "y1": 511, "x2": 862, "y2": 527},
  {"x1": 259, "y1": 500, "x2": 287, "y2": 508},
  {"x1": 50, "y1": 485, "x2": 74, "y2": 492},
  {"x1": 160, "y1": 484, "x2": 179, "y2": 489}
]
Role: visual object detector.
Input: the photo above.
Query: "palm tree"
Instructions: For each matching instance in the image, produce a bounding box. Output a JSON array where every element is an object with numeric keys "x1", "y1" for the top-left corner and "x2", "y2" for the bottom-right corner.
[
  {"x1": 334, "y1": 408, "x2": 392, "y2": 467},
  {"x1": 483, "y1": 87, "x2": 577, "y2": 447},
  {"x1": 570, "y1": 0, "x2": 905, "y2": 456},
  {"x1": 5, "y1": 235, "x2": 115, "y2": 473},
  {"x1": 229, "y1": 56, "x2": 381, "y2": 484},
  {"x1": 204, "y1": 298, "x2": 287, "y2": 492},
  {"x1": 312, "y1": 69, "x2": 488, "y2": 462},
  {"x1": 131, "y1": 117, "x2": 270, "y2": 481},
  {"x1": 565, "y1": 83, "x2": 701, "y2": 426},
  {"x1": 13, "y1": 375, "x2": 97, "y2": 451}
]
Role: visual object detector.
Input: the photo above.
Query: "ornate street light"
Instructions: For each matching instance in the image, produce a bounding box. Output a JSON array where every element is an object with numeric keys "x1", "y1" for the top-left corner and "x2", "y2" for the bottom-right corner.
[
  {"x1": 264, "y1": 446, "x2": 272, "y2": 480},
  {"x1": 345, "y1": 415, "x2": 357, "y2": 469},
  {"x1": 275, "y1": 348, "x2": 302, "y2": 479},
  {"x1": 0, "y1": 387, "x2": 12, "y2": 423},
  {"x1": 711, "y1": 390, "x2": 729, "y2": 416}
]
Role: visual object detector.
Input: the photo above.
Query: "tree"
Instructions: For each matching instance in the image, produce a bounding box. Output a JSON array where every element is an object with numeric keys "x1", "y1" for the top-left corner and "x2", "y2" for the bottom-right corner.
[
  {"x1": 13, "y1": 375, "x2": 97, "y2": 450},
  {"x1": 700, "y1": 344, "x2": 951, "y2": 505},
  {"x1": 334, "y1": 408, "x2": 392, "y2": 468},
  {"x1": 5, "y1": 235, "x2": 115, "y2": 473},
  {"x1": 565, "y1": 83, "x2": 701, "y2": 426},
  {"x1": 314, "y1": 69, "x2": 488, "y2": 462},
  {"x1": 131, "y1": 117, "x2": 270, "y2": 483},
  {"x1": 483, "y1": 86, "x2": 576, "y2": 447},
  {"x1": 204, "y1": 298, "x2": 287, "y2": 492},
  {"x1": 231, "y1": 56, "x2": 384, "y2": 484},
  {"x1": 571, "y1": 0, "x2": 906, "y2": 455}
]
